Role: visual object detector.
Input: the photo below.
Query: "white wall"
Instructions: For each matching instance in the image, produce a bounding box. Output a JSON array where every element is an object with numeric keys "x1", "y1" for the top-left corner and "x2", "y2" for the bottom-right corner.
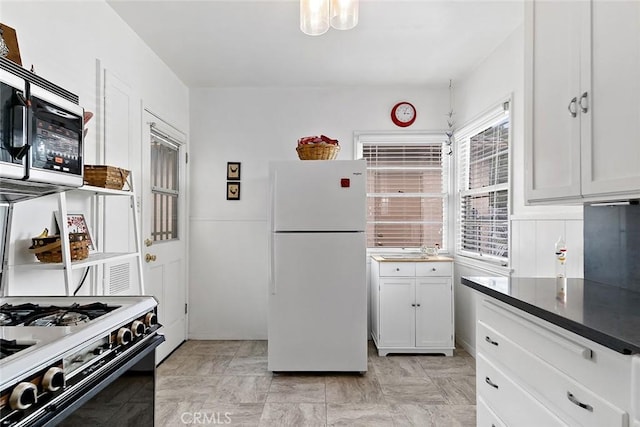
[
  {"x1": 453, "y1": 24, "x2": 583, "y2": 356},
  {"x1": 2, "y1": 1, "x2": 188, "y2": 295},
  {"x1": 188, "y1": 86, "x2": 449, "y2": 339}
]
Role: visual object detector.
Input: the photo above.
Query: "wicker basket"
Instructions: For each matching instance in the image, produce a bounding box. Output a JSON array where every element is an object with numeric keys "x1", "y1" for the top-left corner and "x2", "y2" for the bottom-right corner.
[
  {"x1": 296, "y1": 144, "x2": 340, "y2": 160},
  {"x1": 84, "y1": 165, "x2": 130, "y2": 190},
  {"x1": 29, "y1": 233, "x2": 90, "y2": 263}
]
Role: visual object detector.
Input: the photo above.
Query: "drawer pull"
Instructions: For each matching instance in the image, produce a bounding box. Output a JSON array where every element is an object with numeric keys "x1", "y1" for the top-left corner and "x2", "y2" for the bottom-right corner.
[
  {"x1": 484, "y1": 300, "x2": 593, "y2": 359},
  {"x1": 396, "y1": 268, "x2": 400, "y2": 271},
  {"x1": 485, "y1": 377, "x2": 499, "y2": 389},
  {"x1": 485, "y1": 336, "x2": 499, "y2": 346},
  {"x1": 432, "y1": 268, "x2": 436, "y2": 271},
  {"x1": 567, "y1": 391, "x2": 593, "y2": 412}
]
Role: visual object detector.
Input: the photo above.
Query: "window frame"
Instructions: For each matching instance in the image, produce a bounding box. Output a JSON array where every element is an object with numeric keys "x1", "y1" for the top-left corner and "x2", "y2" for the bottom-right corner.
[
  {"x1": 455, "y1": 99, "x2": 512, "y2": 266},
  {"x1": 354, "y1": 131, "x2": 452, "y2": 254},
  {"x1": 150, "y1": 127, "x2": 181, "y2": 243}
]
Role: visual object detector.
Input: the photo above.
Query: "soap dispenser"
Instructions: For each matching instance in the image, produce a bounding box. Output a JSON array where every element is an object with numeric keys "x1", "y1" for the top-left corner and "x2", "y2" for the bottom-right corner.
[{"x1": 555, "y1": 236, "x2": 567, "y2": 302}]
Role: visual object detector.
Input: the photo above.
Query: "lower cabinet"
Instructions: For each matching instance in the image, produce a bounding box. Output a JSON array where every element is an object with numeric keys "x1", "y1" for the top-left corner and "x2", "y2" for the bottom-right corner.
[
  {"x1": 476, "y1": 297, "x2": 632, "y2": 427},
  {"x1": 370, "y1": 258, "x2": 454, "y2": 356}
]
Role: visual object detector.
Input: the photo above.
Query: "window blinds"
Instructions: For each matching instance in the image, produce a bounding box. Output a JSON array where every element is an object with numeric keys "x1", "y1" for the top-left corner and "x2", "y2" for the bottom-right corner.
[
  {"x1": 362, "y1": 142, "x2": 448, "y2": 249},
  {"x1": 457, "y1": 104, "x2": 510, "y2": 261}
]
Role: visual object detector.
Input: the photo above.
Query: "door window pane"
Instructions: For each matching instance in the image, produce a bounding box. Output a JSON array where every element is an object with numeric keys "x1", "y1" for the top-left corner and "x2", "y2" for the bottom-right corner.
[{"x1": 150, "y1": 131, "x2": 179, "y2": 241}]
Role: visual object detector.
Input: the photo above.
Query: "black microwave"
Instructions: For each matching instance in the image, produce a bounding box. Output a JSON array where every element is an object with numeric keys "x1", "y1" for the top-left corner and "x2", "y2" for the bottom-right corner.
[{"x1": 0, "y1": 57, "x2": 84, "y2": 190}]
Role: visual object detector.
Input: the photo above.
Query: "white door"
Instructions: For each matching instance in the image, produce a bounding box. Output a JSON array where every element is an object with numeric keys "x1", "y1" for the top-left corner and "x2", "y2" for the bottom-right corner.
[
  {"x1": 101, "y1": 69, "x2": 141, "y2": 296},
  {"x1": 379, "y1": 278, "x2": 415, "y2": 348},
  {"x1": 141, "y1": 110, "x2": 188, "y2": 363},
  {"x1": 581, "y1": 0, "x2": 640, "y2": 197},
  {"x1": 270, "y1": 160, "x2": 366, "y2": 232},
  {"x1": 268, "y1": 232, "x2": 367, "y2": 372},
  {"x1": 525, "y1": 0, "x2": 584, "y2": 202},
  {"x1": 415, "y1": 277, "x2": 452, "y2": 348}
]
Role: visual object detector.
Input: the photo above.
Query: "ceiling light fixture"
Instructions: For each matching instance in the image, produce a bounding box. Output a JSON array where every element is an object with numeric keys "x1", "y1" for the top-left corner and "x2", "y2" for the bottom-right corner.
[{"x1": 300, "y1": 0, "x2": 359, "y2": 36}]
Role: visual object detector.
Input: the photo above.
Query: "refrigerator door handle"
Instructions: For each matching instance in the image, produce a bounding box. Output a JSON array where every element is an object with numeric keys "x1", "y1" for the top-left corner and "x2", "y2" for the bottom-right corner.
[
  {"x1": 270, "y1": 235, "x2": 276, "y2": 295},
  {"x1": 270, "y1": 171, "x2": 277, "y2": 232}
]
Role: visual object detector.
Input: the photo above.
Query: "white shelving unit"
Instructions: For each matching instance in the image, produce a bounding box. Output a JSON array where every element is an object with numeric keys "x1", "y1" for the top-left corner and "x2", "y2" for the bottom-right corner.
[{"x1": 1, "y1": 181, "x2": 144, "y2": 296}]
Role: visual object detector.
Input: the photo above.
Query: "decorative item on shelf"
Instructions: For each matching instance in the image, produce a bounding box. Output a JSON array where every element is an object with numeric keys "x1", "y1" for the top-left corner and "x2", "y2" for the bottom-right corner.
[
  {"x1": 296, "y1": 135, "x2": 340, "y2": 160},
  {"x1": 29, "y1": 228, "x2": 90, "y2": 263},
  {"x1": 83, "y1": 165, "x2": 130, "y2": 190},
  {"x1": 58, "y1": 213, "x2": 95, "y2": 252},
  {"x1": 0, "y1": 23, "x2": 21, "y2": 65}
]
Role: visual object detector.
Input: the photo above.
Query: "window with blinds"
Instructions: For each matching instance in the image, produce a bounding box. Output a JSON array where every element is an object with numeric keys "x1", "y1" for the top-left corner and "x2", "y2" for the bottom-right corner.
[
  {"x1": 358, "y1": 135, "x2": 449, "y2": 249},
  {"x1": 457, "y1": 103, "x2": 510, "y2": 263}
]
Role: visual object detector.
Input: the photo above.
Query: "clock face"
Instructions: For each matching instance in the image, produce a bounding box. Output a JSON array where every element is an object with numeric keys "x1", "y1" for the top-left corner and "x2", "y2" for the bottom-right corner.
[{"x1": 391, "y1": 102, "x2": 416, "y2": 127}]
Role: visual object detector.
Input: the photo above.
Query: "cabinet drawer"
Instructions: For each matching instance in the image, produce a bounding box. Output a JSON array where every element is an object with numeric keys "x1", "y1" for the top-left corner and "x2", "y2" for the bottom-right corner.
[
  {"x1": 477, "y1": 396, "x2": 507, "y2": 427},
  {"x1": 477, "y1": 354, "x2": 568, "y2": 427},
  {"x1": 415, "y1": 262, "x2": 452, "y2": 277},
  {"x1": 479, "y1": 298, "x2": 631, "y2": 406},
  {"x1": 379, "y1": 262, "x2": 415, "y2": 277},
  {"x1": 478, "y1": 321, "x2": 628, "y2": 427}
]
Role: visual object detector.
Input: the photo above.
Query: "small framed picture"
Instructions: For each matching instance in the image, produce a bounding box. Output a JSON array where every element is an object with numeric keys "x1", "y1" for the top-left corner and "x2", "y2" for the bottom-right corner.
[
  {"x1": 56, "y1": 213, "x2": 96, "y2": 252},
  {"x1": 227, "y1": 182, "x2": 241, "y2": 200},
  {"x1": 227, "y1": 162, "x2": 241, "y2": 180}
]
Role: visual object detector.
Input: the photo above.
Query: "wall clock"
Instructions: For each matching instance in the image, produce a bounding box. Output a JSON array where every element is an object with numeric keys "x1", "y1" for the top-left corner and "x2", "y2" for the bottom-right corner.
[{"x1": 391, "y1": 102, "x2": 417, "y2": 127}]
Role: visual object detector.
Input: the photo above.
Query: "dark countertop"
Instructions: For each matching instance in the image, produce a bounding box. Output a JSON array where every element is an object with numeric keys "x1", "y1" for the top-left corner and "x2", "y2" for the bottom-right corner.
[{"x1": 461, "y1": 276, "x2": 640, "y2": 355}]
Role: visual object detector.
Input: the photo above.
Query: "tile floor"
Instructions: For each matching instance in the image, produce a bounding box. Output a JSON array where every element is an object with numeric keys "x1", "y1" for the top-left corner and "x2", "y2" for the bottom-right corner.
[{"x1": 156, "y1": 340, "x2": 476, "y2": 426}]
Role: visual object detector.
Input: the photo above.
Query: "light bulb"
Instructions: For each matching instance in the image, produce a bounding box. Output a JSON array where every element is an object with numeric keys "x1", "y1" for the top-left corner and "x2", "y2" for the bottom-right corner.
[
  {"x1": 300, "y1": 0, "x2": 330, "y2": 36},
  {"x1": 330, "y1": 0, "x2": 358, "y2": 30}
]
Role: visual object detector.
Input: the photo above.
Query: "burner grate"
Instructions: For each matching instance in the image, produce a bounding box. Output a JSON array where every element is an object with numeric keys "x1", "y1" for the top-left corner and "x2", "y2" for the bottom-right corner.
[
  {"x1": 0, "y1": 339, "x2": 34, "y2": 360},
  {"x1": 0, "y1": 302, "x2": 120, "y2": 327}
]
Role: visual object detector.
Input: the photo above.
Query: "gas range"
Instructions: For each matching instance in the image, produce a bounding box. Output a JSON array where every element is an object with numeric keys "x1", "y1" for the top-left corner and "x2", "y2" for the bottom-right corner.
[{"x1": 0, "y1": 296, "x2": 163, "y2": 426}]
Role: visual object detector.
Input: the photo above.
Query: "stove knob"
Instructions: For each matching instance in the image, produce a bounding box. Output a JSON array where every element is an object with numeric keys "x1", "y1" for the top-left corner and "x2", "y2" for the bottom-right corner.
[
  {"x1": 117, "y1": 327, "x2": 132, "y2": 346},
  {"x1": 145, "y1": 312, "x2": 158, "y2": 327},
  {"x1": 131, "y1": 320, "x2": 145, "y2": 337},
  {"x1": 42, "y1": 367, "x2": 65, "y2": 392},
  {"x1": 9, "y1": 382, "x2": 38, "y2": 410}
]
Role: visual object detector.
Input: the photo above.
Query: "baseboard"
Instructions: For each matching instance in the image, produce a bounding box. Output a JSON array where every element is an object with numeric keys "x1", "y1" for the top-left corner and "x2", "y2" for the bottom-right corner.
[{"x1": 456, "y1": 338, "x2": 476, "y2": 359}]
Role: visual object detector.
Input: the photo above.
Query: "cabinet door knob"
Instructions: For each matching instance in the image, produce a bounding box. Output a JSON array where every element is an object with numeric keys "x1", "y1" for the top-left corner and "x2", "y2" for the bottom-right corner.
[
  {"x1": 579, "y1": 91, "x2": 589, "y2": 113},
  {"x1": 411, "y1": 303, "x2": 416, "y2": 307},
  {"x1": 396, "y1": 268, "x2": 400, "y2": 271},
  {"x1": 432, "y1": 268, "x2": 436, "y2": 272},
  {"x1": 416, "y1": 303, "x2": 421, "y2": 307},
  {"x1": 145, "y1": 253, "x2": 157, "y2": 263},
  {"x1": 568, "y1": 96, "x2": 578, "y2": 117}
]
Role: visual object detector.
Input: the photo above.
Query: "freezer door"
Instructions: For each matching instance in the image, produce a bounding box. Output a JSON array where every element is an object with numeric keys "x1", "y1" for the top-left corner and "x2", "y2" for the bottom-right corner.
[
  {"x1": 268, "y1": 232, "x2": 367, "y2": 372},
  {"x1": 270, "y1": 160, "x2": 366, "y2": 232}
]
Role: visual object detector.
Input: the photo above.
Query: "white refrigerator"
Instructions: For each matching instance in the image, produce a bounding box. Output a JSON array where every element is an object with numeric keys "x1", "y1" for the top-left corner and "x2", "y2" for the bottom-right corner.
[{"x1": 268, "y1": 160, "x2": 367, "y2": 372}]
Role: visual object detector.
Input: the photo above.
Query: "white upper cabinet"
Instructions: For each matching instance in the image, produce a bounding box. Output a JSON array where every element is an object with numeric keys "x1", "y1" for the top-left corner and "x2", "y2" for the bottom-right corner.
[
  {"x1": 525, "y1": 0, "x2": 640, "y2": 203},
  {"x1": 582, "y1": 1, "x2": 640, "y2": 197}
]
